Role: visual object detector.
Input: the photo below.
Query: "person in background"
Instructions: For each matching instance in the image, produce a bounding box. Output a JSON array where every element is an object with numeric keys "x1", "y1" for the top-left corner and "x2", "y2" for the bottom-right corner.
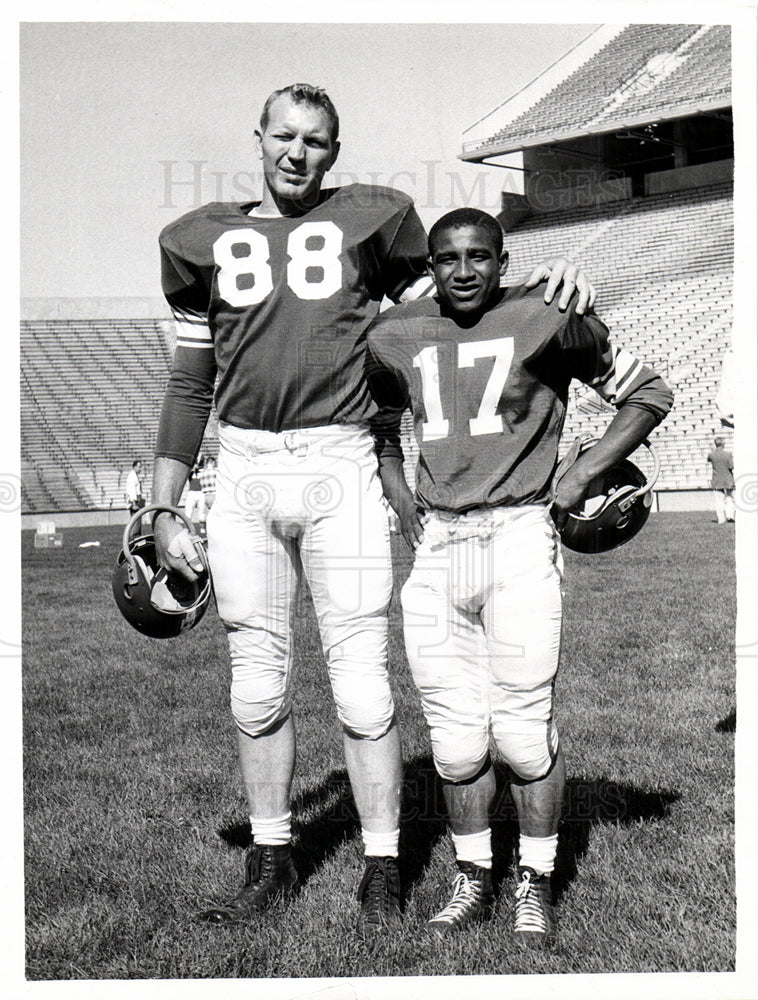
[
  {"x1": 183, "y1": 457, "x2": 207, "y2": 531},
  {"x1": 125, "y1": 459, "x2": 145, "y2": 516},
  {"x1": 198, "y1": 455, "x2": 218, "y2": 537},
  {"x1": 707, "y1": 437, "x2": 735, "y2": 524}
]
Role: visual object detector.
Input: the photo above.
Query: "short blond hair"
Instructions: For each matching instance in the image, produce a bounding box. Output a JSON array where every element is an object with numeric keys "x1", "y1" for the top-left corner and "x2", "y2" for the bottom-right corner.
[{"x1": 260, "y1": 83, "x2": 339, "y2": 141}]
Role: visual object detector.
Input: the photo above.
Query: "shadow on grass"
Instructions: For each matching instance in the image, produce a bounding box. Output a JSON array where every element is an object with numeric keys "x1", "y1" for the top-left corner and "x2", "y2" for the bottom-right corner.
[
  {"x1": 550, "y1": 777, "x2": 679, "y2": 900},
  {"x1": 715, "y1": 707, "x2": 736, "y2": 733},
  {"x1": 399, "y1": 756, "x2": 680, "y2": 900},
  {"x1": 216, "y1": 753, "x2": 679, "y2": 903},
  {"x1": 216, "y1": 773, "x2": 361, "y2": 882}
]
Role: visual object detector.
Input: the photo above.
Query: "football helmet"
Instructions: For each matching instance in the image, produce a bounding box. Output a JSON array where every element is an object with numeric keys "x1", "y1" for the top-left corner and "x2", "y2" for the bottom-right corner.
[
  {"x1": 112, "y1": 504, "x2": 212, "y2": 638},
  {"x1": 552, "y1": 436, "x2": 660, "y2": 554}
]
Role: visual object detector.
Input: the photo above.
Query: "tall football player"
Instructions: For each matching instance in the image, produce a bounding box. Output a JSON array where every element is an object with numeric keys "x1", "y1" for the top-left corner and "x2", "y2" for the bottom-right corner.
[
  {"x1": 151, "y1": 84, "x2": 597, "y2": 933},
  {"x1": 367, "y1": 208, "x2": 673, "y2": 946}
]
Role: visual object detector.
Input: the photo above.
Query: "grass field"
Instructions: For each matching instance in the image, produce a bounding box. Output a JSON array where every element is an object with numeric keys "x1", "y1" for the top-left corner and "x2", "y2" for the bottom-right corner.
[{"x1": 22, "y1": 511, "x2": 736, "y2": 982}]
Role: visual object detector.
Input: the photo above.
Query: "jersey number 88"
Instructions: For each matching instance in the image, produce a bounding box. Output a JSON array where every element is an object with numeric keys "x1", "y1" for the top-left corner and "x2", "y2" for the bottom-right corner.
[{"x1": 213, "y1": 221, "x2": 344, "y2": 307}]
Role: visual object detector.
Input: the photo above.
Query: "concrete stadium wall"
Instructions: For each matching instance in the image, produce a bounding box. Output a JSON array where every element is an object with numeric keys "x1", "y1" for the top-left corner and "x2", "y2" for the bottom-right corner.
[
  {"x1": 21, "y1": 297, "x2": 170, "y2": 321},
  {"x1": 22, "y1": 508, "x2": 133, "y2": 530},
  {"x1": 654, "y1": 490, "x2": 715, "y2": 512}
]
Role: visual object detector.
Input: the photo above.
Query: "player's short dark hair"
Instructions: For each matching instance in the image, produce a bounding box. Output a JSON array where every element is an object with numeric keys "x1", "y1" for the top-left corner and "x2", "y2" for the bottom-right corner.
[
  {"x1": 428, "y1": 208, "x2": 505, "y2": 258},
  {"x1": 260, "y1": 83, "x2": 340, "y2": 141}
]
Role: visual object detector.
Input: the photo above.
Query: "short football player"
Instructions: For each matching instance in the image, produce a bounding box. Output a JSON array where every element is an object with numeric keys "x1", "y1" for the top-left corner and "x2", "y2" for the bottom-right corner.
[
  {"x1": 367, "y1": 208, "x2": 673, "y2": 945},
  {"x1": 150, "y1": 85, "x2": 597, "y2": 934}
]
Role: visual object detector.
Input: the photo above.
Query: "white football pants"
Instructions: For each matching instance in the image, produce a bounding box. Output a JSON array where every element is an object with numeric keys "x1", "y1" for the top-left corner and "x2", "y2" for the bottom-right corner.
[
  {"x1": 207, "y1": 422, "x2": 394, "y2": 739},
  {"x1": 401, "y1": 505, "x2": 563, "y2": 783}
]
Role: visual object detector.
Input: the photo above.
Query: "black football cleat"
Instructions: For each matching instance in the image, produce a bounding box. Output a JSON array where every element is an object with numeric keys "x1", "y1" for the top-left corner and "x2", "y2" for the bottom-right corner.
[
  {"x1": 356, "y1": 855, "x2": 402, "y2": 933},
  {"x1": 428, "y1": 861, "x2": 494, "y2": 933},
  {"x1": 513, "y1": 865, "x2": 557, "y2": 948},
  {"x1": 198, "y1": 843, "x2": 298, "y2": 924}
]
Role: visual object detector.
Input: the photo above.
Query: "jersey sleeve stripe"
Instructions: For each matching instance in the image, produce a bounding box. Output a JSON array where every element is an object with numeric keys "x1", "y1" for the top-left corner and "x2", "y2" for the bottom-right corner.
[
  {"x1": 588, "y1": 344, "x2": 648, "y2": 405},
  {"x1": 614, "y1": 358, "x2": 646, "y2": 401},
  {"x1": 612, "y1": 346, "x2": 641, "y2": 382},
  {"x1": 586, "y1": 345, "x2": 626, "y2": 397},
  {"x1": 170, "y1": 304, "x2": 208, "y2": 325},
  {"x1": 175, "y1": 319, "x2": 211, "y2": 339},
  {"x1": 398, "y1": 276, "x2": 436, "y2": 301},
  {"x1": 171, "y1": 308, "x2": 213, "y2": 350},
  {"x1": 175, "y1": 321, "x2": 214, "y2": 349}
]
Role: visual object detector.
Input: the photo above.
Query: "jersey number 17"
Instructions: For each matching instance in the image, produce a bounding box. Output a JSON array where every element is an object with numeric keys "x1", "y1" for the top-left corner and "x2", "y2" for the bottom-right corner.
[{"x1": 413, "y1": 337, "x2": 514, "y2": 440}]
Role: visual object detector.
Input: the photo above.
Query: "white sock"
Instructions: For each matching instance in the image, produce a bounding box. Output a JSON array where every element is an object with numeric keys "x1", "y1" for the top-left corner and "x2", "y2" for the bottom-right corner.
[
  {"x1": 519, "y1": 833, "x2": 558, "y2": 874},
  {"x1": 362, "y1": 828, "x2": 399, "y2": 858},
  {"x1": 250, "y1": 811, "x2": 292, "y2": 845},
  {"x1": 451, "y1": 829, "x2": 493, "y2": 870}
]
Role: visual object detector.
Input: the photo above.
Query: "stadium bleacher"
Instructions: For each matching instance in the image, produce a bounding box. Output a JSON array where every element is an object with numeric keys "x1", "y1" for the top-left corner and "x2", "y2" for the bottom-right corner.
[
  {"x1": 501, "y1": 182, "x2": 734, "y2": 491},
  {"x1": 20, "y1": 318, "x2": 206, "y2": 513}
]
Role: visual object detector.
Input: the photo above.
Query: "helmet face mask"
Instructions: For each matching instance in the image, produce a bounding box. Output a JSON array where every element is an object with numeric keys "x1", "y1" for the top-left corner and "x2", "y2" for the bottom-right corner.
[
  {"x1": 554, "y1": 439, "x2": 659, "y2": 555},
  {"x1": 112, "y1": 505, "x2": 212, "y2": 638}
]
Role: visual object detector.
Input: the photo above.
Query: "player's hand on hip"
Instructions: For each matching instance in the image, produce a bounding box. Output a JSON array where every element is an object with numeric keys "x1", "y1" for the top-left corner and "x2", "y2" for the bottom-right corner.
[
  {"x1": 522, "y1": 257, "x2": 597, "y2": 315},
  {"x1": 154, "y1": 513, "x2": 204, "y2": 581},
  {"x1": 550, "y1": 465, "x2": 591, "y2": 530},
  {"x1": 398, "y1": 502, "x2": 426, "y2": 551}
]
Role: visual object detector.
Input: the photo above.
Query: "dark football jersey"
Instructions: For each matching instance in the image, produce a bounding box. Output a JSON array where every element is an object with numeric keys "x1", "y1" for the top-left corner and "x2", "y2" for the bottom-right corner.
[
  {"x1": 367, "y1": 286, "x2": 673, "y2": 512},
  {"x1": 155, "y1": 184, "x2": 428, "y2": 463}
]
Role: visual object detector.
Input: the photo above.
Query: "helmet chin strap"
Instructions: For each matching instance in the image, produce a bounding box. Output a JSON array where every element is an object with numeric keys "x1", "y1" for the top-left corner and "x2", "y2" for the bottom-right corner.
[
  {"x1": 629, "y1": 439, "x2": 661, "y2": 499},
  {"x1": 604, "y1": 439, "x2": 661, "y2": 515}
]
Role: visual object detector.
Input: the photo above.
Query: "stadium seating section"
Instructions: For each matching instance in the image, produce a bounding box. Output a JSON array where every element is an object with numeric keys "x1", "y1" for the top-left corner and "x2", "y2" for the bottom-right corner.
[
  {"x1": 20, "y1": 183, "x2": 733, "y2": 513},
  {"x1": 501, "y1": 182, "x2": 734, "y2": 491},
  {"x1": 21, "y1": 318, "x2": 218, "y2": 513}
]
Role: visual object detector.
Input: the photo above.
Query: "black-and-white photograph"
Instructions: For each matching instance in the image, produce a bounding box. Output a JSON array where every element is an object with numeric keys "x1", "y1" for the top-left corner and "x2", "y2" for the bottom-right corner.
[{"x1": 6, "y1": 2, "x2": 757, "y2": 998}]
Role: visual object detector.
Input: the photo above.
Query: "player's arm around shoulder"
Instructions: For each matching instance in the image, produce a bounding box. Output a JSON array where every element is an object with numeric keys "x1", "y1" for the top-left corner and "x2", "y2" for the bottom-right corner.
[{"x1": 521, "y1": 256, "x2": 597, "y2": 315}]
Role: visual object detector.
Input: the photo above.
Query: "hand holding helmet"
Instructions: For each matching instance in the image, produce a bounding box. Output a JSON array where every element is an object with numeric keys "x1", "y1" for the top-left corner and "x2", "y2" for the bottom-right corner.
[
  {"x1": 112, "y1": 504, "x2": 212, "y2": 638},
  {"x1": 551, "y1": 436, "x2": 660, "y2": 554},
  {"x1": 154, "y1": 509, "x2": 206, "y2": 581},
  {"x1": 550, "y1": 435, "x2": 591, "y2": 531}
]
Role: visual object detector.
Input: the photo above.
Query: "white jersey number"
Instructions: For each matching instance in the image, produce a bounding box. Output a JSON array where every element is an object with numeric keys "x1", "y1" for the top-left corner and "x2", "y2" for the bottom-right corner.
[
  {"x1": 413, "y1": 337, "x2": 514, "y2": 440},
  {"x1": 213, "y1": 221, "x2": 343, "y2": 308},
  {"x1": 286, "y1": 222, "x2": 343, "y2": 299},
  {"x1": 412, "y1": 346, "x2": 449, "y2": 441},
  {"x1": 213, "y1": 228, "x2": 274, "y2": 307}
]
